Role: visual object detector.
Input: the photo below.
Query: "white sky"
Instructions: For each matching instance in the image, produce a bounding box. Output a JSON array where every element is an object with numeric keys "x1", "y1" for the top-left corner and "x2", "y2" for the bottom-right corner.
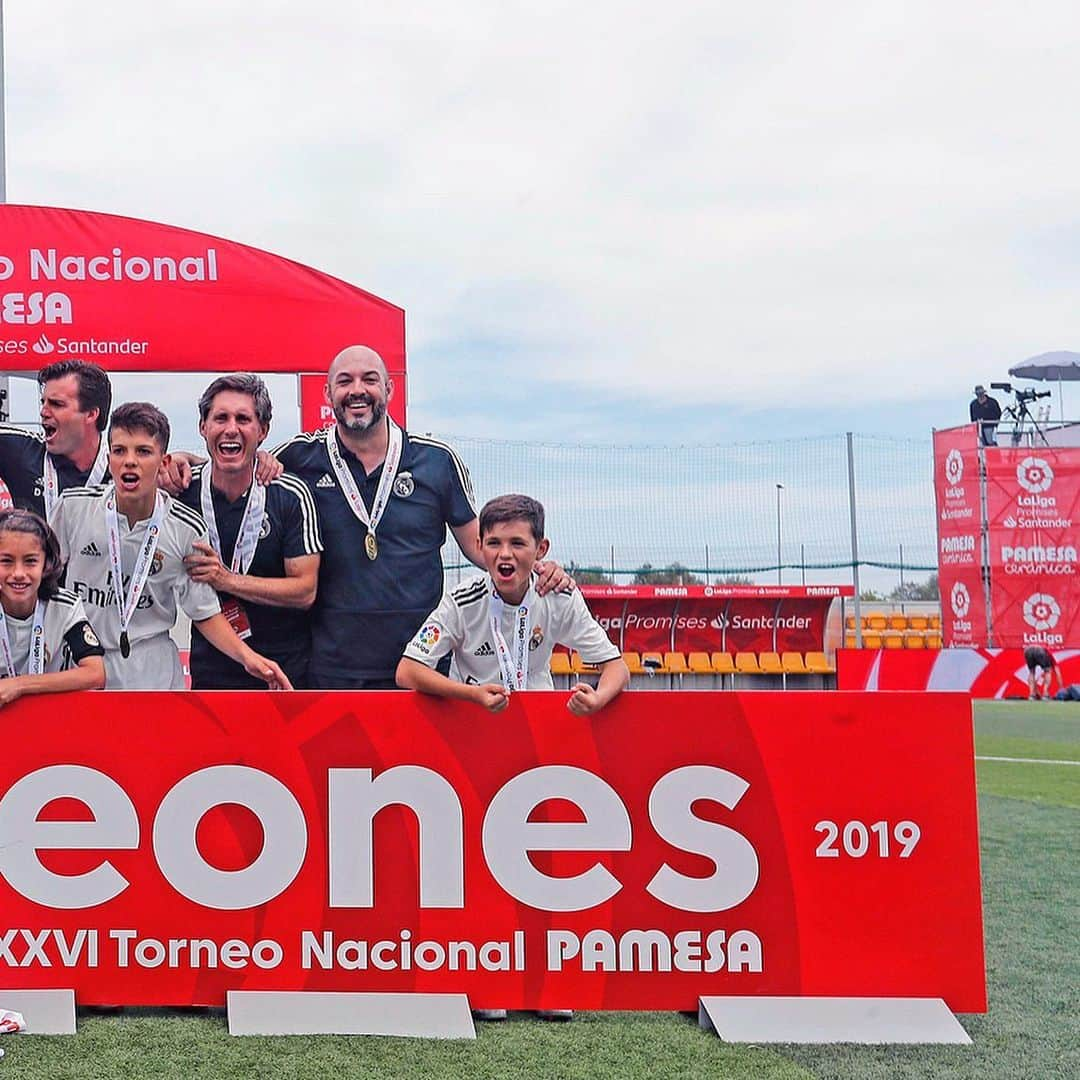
[{"x1": 5, "y1": 1, "x2": 1080, "y2": 442}]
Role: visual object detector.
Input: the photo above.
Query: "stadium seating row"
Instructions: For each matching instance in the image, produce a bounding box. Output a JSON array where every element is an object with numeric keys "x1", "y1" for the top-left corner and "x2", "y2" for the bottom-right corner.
[
  {"x1": 845, "y1": 612, "x2": 941, "y2": 631},
  {"x1": 843, "y1": 631, "x2": 943, "y2": 649},
  {"x1": 551, "y1": 650, "x2": 836, "y2": 676}
]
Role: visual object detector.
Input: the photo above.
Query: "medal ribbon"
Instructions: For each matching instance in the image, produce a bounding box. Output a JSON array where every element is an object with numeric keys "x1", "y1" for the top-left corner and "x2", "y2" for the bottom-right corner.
[
  {"x1": 199, "y1": 463, "x2": 265, "y2": 575},
  {"x1": 43, "y1": 433, "x2": 110, "y2": 522},
  {"x1": 105, "y1": 491, "x2": 165, "y2": 651},
  {"x1": 324, "y1": 419, "x2": 403, "y2": 547},
  {"x1": 0, "y1": 599, "x2": 47, "y2": 678},
  {"x1": 489, "y1": 586, "x2": 532, "y2": 692}
]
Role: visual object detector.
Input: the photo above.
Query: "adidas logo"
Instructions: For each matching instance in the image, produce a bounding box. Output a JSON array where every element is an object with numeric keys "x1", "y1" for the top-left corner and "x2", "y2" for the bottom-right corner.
[
  {"x1": 79, "y1": 541, "x2": 103, "y2": 557},
  {"x1": 316, "y1": 474, "x2": 336, "y2": 489},
  {"x1": 474, "y1": 642, "x2": 494, "y2": 657}
]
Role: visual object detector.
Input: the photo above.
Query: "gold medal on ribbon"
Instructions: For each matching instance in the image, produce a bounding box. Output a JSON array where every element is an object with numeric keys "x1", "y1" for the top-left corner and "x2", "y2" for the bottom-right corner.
[{"x1": 365, "y1": 532, "x2": 379, "y2": 561}]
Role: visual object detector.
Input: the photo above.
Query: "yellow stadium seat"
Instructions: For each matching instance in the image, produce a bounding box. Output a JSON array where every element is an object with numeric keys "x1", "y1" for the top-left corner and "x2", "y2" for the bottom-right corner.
[
  {"x1": 688, "y1": 651, "x2": 713, "y2": 674},
  {"x1": 664, "y1": 652, "x2": 689, "y2": 675},
  {"x1": 929, "y1": 614, "x2": 941, "y2": 630},
  {"x1": 908, "y1": 614, "x2": 929, "y2": 631},
  {"x1": 571, "y1": 652, "x2": 598, "y2": 675},
  {"x1": 805, "y1": 651, "x2": 835, "y2": 674},
  {"x1": 844, "y1": 633, "x2": 857, "y2": 648},
  {"x1": 862, "y1": 633, "x2": 883, "y2": 649},
  {"x1": 782, "y1": 652, "x2": 808, "y2": 674},
  {"x1": 866, "y1": 611, "x2": 888, "y2": 631},
  {"x1": 758, "y1": 651, "x2": 783, "y2": 674},
  {"x1": 622, "y1": 651, "x2": 644, "y2": 675},
  {"x1": 926, "y1": 632, "x2": 943, "y2": 649},
  {"x1": 550, "y1": 652, "x2": 573, "y2": 676},
  {"x1": 904, "y1": 631, "x2": 926, "y2": 649},
  {"x1": 641, "y1": 652, "x2": 666, "y2": 675},
  {"x1": 845, "y1": 614, "x2": 857, "y2": 630},
  {"x1": 735, "y1": 652, "x2": 761, "y2": 674},
  {"x1": 887, "y1": 613, "x2": 907, "y2": 631},
  {"x1": 711, "y1": 652, "x2": 736, "y2": 675},
  {"x1": 883, "y1": 632, "x2": 905, "y2": 650}
]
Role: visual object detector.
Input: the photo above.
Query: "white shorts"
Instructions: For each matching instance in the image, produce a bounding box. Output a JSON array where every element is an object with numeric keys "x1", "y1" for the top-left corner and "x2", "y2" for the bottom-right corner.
[{"x1": 104, "y1": 632, "x2": 184, "y2": 690}]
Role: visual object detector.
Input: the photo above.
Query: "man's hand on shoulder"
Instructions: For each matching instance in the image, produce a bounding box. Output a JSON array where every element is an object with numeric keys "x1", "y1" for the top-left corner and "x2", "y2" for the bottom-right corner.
[
  {"x1": 159, "y1": 451, "x2": 203, "y2": 494},
  {"x1": 255, "y1": 450, "x2": 283, "y2": 486},
  {"x1": 534, "y1": 560, "x2": 575, "y2": 596}
]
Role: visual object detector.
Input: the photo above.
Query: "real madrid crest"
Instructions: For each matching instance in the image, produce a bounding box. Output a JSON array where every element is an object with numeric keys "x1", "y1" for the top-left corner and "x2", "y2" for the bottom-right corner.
[
  {"x1": 529, "y1": 626, "x2": 544, "y2": 651},
  {"x1": 149, "y1": 550, "x2": 165, "y2": 575},
  {"x1": 259, "y1": 513, "x2": 272, "y2": 539},
  {"x1": 393, "y1": 471, "x2": 415, "y2": 498}
]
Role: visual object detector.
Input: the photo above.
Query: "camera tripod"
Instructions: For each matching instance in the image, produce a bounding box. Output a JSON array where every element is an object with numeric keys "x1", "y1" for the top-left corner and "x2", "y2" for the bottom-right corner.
[{"x1": 1001, "y1": 395, "x2": 1049, "y2": 447}]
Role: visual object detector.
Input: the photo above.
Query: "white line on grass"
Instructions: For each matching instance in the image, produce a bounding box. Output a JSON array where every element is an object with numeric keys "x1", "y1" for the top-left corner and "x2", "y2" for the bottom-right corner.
[{"x1": 976, "y1": 755, "x2": 1080, "y2": 766}]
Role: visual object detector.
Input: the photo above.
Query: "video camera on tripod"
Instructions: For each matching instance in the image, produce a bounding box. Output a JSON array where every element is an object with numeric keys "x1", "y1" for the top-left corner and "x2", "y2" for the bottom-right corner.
[
  {"x1": 990, "y1": 383, "x2": 1052, "y2": 445},
  {"x1": 990, "y1": 382, "x2": 1052, "y2": 405}
]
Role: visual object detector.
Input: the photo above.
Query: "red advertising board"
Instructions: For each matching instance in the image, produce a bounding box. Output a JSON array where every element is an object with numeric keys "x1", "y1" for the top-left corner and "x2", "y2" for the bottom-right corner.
[
  {"x1": 985, "y1": 448, "x2": 1080, "y2": 648},
  {"x1": 0, "y1": 205, "x2": 405, "y2": 392},
  {"x1": 0, "y1": 691, "x2": 985, "y2": 1012},
  {"x1": 836, "y1": 646, "x2": 1080, "y2": 697},
  {"x1": 579, "y1": 586, "x2": 848, "y2": 654},
  {"x1": 933, "y1": 426, "x2": 986, "y2": 646}
]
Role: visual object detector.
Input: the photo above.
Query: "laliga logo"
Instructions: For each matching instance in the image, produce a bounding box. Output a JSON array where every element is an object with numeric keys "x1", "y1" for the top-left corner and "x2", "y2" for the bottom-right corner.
[
  {"x1": 944, "y1": 449, "x2": 964, "y2": 486},
  {"x1": 1023, "y1": 593, "x2": 1060, "y2": 631},
  {"x1": 1017, "y1": 456, "x2": 1053, "y2": 494},
  {"x1": 31, "y1": 333, "x2": 54, "y2": 355},
  {"x1": 950, "y1": 581, "x2": 970, "y2": 618}
]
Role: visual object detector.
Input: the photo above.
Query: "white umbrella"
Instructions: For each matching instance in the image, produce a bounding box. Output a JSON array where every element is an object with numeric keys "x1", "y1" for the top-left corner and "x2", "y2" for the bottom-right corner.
[{"x1": 1008, "y1": 351, "x2": 1080, "y2": 421}]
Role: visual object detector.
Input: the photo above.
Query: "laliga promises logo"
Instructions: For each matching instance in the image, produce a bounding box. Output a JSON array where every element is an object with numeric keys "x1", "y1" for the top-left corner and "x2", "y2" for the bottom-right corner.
[
  {"x1": 944, "y1": 449, "x2": 964, "y2": 486},
  {"x1": 1023, "y1": 593, "x2": 1061, "y2": 631},
  {"x1": 950, "y1": 581, "x2": 970, "y2": 618},
  {"x1": 1017, "y1": 456, "x2": 1054, "y2": 494},
  {"x1": 31, "y1": 333, "x2": 55, "y2": 355}
]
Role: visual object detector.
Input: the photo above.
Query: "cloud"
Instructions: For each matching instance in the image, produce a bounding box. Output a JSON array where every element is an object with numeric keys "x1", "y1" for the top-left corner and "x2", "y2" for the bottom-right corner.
[{"x1": 8, "y1": 2, "x2": 1080, "y2": 433}]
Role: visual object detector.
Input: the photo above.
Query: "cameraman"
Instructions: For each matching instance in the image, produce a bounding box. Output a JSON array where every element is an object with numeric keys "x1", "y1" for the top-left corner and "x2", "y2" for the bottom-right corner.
[{"x1": 970, "y1": 385, "x2": 1001, "y2": 446}]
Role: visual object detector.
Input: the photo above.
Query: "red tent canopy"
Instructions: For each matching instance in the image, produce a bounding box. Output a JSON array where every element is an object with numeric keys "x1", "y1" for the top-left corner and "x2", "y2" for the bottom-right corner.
[{"x1": 0, "y1": 204, "x2": 405, "y2": 416}]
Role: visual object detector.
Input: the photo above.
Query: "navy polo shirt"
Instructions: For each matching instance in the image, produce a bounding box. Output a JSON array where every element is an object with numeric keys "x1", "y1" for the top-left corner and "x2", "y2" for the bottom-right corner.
[
  {"x1": 0, "y1": 425, "x2": 98, "y2": 516},
  {"x1": 274, "y1": 426, "x2": 477, "y2": 683},
  {"x1": 179, "y1": 467, "x2": 323, "y2": 689}
]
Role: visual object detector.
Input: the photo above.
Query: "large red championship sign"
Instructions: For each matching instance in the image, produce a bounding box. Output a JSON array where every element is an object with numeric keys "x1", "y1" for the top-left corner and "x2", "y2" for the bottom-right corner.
[
  {"x1": 933, "y1": 425, "x2": 986, "y2": 646},
  {"x1": 985, "y1": 447, "x2": 1080, "y2": 648},
  {"x1": 0, "y1": 204, "x2": 405, "y2": 394},
  {"x1": 579, "y1": 585, "x2": 851, "y2": 655},
  {"x1": 0, "y1": 691, "x2": 985, "y2": 1012}
]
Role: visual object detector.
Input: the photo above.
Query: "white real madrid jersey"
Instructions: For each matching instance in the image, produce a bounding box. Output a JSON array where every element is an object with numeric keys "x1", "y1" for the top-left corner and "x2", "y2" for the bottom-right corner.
[
  {"x1": 52, "y1": 485, "x2": 221, "y2": 688},
  {"x1": 0, "y1": 588, "x2": 103, "y2": 674},
  {"x1": 403, "y1": 573, "x2": 620, "y2": 687}
]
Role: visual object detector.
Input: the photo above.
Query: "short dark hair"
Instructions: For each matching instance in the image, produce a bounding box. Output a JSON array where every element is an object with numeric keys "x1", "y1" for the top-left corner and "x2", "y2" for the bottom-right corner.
[
  {"x1": 37, "y1": 361, "x2": 112, "y2": 432},
  {"x1": 109, "y1": 402, "x2": 171, "y2": 452},
  {"x1": 0, "y1": 509, "x2": 64, "y2": 599},
  {"x1": 197, "y1": 373, "x2": 273, "y2": 428},
  {"x1": 479, "y1": 494, "x2": 545, "y2": 541}
]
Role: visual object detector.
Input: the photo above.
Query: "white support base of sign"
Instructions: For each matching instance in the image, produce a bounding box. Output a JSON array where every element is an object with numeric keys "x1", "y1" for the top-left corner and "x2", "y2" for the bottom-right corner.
[
  {"x1": 0, "y1": 989, "x2": 76, "y2": 1034},
  {"x1": 227, "y1": 991, "x2": 476, "y2": 1039},
  {"x1": 698, "y1": 996, "x2": 971, "y2": 1045}
]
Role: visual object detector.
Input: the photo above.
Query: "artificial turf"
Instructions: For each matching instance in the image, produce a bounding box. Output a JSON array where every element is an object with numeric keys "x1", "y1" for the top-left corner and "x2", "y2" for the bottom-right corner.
[{"x1": 1, "y1": 701, "x2": 1076, "y2": 1079}]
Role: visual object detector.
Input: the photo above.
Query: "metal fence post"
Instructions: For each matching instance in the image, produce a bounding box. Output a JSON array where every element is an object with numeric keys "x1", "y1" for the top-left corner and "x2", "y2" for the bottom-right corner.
[{"x1": 847, "y1": 432, "x2": 863, "y2": 646}]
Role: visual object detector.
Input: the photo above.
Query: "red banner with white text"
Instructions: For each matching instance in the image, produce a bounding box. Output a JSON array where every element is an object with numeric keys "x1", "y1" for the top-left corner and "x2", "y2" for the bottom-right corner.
[
  {"x1": 0, "y1": 690, "x2": 985, "y2": 1012},
  {"x1": 985, "y1": 447, "x2": 1080, "y2": 648},
  {"x1": 933, "y1": 426, "x2": 986, "y2": 646},
  {"x1": 579, "y1": 586, "x2": 850, "y2": 655}
]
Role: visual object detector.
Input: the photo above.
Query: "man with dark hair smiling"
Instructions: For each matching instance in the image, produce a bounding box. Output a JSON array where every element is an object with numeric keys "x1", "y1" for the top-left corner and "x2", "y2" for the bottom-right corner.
[{"x1": 180, "y1": 374, "x2": 323, "y2": 689}]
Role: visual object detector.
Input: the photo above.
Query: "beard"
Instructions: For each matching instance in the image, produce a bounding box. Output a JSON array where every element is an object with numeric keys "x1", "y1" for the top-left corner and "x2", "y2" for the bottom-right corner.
[{"x1": 334, "y1": 394, "x2": 387, "y2": 433}]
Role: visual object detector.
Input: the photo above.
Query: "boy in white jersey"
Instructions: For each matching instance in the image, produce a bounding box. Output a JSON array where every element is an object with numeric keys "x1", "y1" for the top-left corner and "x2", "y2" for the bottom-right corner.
[
  {"x1": 397, "y1": 494, "x2": 628, "y2": 713},
  {"x1": 52, "y1": 402, "x2": 292, "y2": 691}
]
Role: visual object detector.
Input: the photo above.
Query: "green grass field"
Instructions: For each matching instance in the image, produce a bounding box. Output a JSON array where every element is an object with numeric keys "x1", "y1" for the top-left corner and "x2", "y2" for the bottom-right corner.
[{"x1": 3, "y1": 701, "x2": 1077, "y2": 1079}]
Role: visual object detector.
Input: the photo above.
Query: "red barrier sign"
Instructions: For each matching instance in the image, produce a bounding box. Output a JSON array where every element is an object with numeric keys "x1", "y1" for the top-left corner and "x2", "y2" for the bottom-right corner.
[
  {"x1": 934, "y1": 425, "x2": 986, "y2": 646},
  {"x1": 0, "y1": 691, "x2": 985, "y2": 1011},
  {"x1": 985, "y1": 447, "x2": 1080, "y2": 648}
]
